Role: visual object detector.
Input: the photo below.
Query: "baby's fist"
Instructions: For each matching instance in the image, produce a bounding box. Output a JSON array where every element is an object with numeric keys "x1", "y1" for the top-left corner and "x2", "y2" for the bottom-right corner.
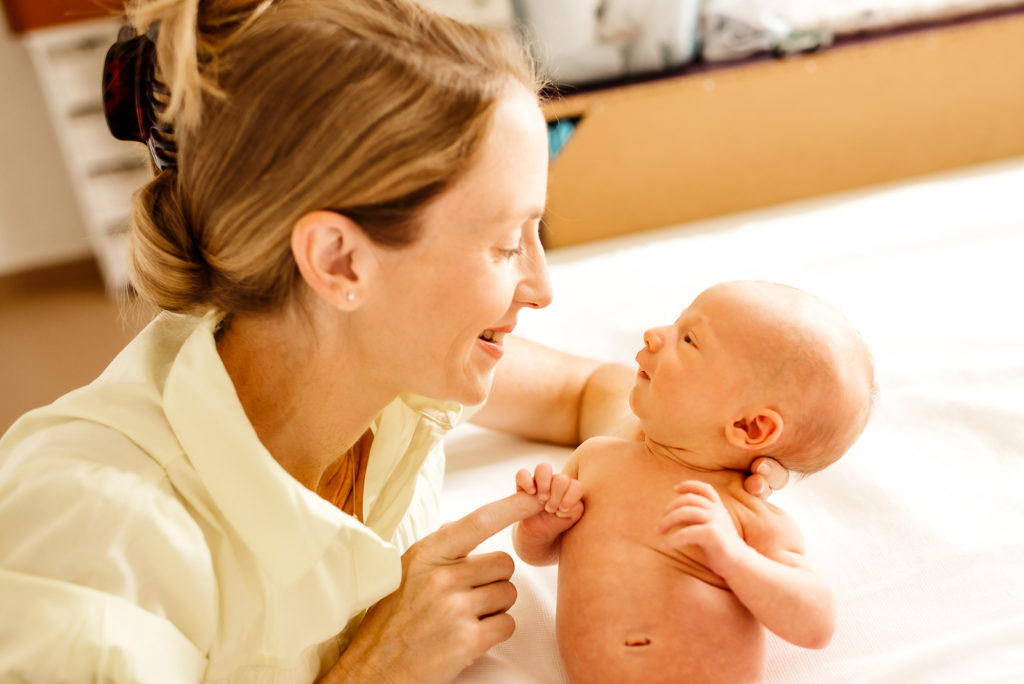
[
  {"x1": 658, "y1": 480, "x2": 744, "y2": 575},
  {"x1": 516, "y1": 463, "x2": 583, "y2": 519}
]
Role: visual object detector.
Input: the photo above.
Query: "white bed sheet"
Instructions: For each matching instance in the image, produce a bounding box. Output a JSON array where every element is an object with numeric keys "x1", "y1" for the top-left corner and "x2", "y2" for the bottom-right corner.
[{"x1": 442, "y1": 157, "x2": 1024, "y2": 683}]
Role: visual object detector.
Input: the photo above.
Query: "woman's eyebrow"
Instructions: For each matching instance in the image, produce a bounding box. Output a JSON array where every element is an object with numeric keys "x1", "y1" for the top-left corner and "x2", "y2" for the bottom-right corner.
[
  {"x1": 515, "y1": 207, "x2": 545, "y2": 224},
  {"x1": 491, "y1": 204, "x2": 544, "y2": 225}
]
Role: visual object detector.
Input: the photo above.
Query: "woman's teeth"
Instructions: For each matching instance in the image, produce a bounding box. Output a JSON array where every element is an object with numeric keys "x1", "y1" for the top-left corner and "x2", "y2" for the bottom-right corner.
[{"x1": 480, "y1": 330, "x2": 506, "y2": 343}]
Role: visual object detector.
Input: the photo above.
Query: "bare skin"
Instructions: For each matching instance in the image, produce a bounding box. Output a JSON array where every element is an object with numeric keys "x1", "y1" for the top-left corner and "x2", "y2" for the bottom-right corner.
[
  {"x1": 546, "y1": 440, "x2": 809, "y2": 683},
  {"x1": 513, "y1": 281, "x2": 873, "y2": 683}
]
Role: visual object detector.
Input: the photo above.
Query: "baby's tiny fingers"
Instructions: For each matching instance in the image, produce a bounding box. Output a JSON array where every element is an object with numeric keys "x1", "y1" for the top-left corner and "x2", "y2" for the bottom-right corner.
[
  {"x1": 515, "y1": 469, "x2": 536, "y2": 495},
  {"x1": 554, "y1": 479, "x2": 584, "y2": 517},
  {"x1": 546, "y1": 473, "x2": 571, "y2": 512},
  {"x1": 673, "y1": 480, "x2": 719, "y2": 501},
  {"x1": 563, "y1": 478, "x2": 583, "y2": 506},
  {"x1": 663, "y1": 526, "x2": 700, "y2": 551},
  {"x1": 663, "y1": 493, "x2": 711, "y2": 516},
  {"x1": 555, "y1": 502, "x2": 583, "y2": 519},
  {"x1": 657, "y1": 506, "x2": 709, "y2": 534},
  {"x1": 534, "y1": 462, "x2": 554, "y2": 501}
]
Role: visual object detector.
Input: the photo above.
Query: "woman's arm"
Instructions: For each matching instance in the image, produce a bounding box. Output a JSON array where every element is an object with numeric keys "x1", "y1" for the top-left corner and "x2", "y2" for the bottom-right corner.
[{"x1": 472, "y1": 335, "x2": 636, "y2": 445}]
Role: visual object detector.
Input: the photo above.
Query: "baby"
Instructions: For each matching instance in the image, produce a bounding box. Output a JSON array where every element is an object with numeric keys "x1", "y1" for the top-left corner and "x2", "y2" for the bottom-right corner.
[{"x1": 513, "y1": 280, "x2": 875, "y2": 683}]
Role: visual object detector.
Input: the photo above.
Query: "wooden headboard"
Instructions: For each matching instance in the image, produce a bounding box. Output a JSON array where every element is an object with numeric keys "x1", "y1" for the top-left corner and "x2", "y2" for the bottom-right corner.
[{"x1": 541, "y1": 10, "x2": 1024, "y2": 247}]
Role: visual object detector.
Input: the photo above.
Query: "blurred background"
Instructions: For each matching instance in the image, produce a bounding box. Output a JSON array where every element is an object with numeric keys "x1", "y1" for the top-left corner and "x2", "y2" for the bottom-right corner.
[{"x1": 2, "y1": 0, "x2": 1022, "y2": 431}]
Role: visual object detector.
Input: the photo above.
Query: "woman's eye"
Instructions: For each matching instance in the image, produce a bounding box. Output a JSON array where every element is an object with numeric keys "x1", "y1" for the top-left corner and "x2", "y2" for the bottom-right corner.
[{"x1": 499, "y1": 245, "x2": 524, "y2": 259}]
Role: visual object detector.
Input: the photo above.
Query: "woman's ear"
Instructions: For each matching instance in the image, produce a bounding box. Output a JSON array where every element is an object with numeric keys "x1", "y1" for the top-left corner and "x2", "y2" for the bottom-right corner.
[
  {"x1": 291, "y1": 211, "x2": 375, "y2": 309},
  {"x1": 725, "y1": 408, "x2": 784, "y2": 451}
]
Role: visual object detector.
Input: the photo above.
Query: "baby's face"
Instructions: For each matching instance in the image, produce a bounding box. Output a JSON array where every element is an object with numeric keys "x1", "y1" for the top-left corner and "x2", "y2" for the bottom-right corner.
[{"x1": 629, "y1": 284, "x2": 765, "y2": 446}]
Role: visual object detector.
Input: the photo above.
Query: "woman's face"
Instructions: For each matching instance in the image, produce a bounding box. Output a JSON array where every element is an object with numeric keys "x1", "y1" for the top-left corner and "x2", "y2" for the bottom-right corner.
[{"x1": 365, "y1": 87, "x2": 552, "y2": 405}]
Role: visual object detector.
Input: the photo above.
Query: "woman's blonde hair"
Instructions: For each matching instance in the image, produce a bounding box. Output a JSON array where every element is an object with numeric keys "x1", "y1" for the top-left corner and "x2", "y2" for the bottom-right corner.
[{"x1": 124, "y1": 0, "x2": 540, "y2": 314}]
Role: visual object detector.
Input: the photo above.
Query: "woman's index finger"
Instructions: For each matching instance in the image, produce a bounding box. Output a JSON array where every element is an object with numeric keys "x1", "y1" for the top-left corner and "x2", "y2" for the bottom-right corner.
[{"x1": 437, "y1": 492, "x2": 544, "y2": 560}]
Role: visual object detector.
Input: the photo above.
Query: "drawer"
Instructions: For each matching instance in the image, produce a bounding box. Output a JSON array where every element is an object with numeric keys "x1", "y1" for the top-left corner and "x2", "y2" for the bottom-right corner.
[
  {"x1": 69, "y1": 110, "x2": 148, "y2": 174},
  {"x1": 45, "y1": 37, "x2": 110, "y2": 114},
  {"x1": 83, "y1": 165, "x2": 153, "y2": 232}
]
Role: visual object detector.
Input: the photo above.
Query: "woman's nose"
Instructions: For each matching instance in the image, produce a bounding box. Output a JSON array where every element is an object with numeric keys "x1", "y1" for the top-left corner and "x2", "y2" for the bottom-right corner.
[{"x1": 518, "y1": 239, "x2": 553, "y2": 310}]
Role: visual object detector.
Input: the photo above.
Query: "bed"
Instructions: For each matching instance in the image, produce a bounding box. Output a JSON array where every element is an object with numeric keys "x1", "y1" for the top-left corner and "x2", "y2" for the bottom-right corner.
[{"x1": 440, "y1": 156, "x2": 1024, "y2": 683}]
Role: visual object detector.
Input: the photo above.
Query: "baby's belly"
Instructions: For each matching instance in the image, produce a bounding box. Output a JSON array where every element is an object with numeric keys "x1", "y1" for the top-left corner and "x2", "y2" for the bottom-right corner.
[{"x1": 556, "y1": 533, "x2": 765, "y2": 684}]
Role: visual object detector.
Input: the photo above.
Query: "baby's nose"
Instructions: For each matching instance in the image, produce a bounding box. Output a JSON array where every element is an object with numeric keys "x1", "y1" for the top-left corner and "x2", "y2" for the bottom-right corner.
[{"x1": 643, "y1": 329, "x2": 662, "y2": 352}]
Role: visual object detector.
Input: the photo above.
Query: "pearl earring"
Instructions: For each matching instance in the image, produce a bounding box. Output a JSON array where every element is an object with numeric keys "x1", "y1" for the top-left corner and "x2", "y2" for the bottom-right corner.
[{"x1": 346, "y1": 292, "x2": 355, "y2": 302}]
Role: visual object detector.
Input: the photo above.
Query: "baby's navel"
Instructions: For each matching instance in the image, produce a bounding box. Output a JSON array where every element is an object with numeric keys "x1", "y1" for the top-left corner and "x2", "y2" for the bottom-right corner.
[{"x1": 624, "y1": 633, "x2": 652, "y2": 647}]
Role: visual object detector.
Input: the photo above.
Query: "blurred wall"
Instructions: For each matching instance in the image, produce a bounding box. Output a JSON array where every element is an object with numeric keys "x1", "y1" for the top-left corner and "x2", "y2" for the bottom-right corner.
[{"x1": 0, "y1": 23, "x2": 90, "y2": 276}]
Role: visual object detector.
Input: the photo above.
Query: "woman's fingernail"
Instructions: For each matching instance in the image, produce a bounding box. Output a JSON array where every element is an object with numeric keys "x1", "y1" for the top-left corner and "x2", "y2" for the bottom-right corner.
[{"x1": 756, "y1": 462, "x2": 771, "y2": 475}]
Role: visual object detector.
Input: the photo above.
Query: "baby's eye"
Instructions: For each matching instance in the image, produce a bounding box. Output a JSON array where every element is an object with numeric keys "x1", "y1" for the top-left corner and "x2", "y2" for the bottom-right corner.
[{"x1": 683, "y1": 333, "x2": 695, "y2": 346}]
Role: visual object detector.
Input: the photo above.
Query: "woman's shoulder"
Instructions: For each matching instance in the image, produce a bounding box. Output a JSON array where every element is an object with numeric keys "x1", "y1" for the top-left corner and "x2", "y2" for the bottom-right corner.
[
  {"x1": 0, "y1": 418, "x2": 219, "y2": 653},
  {"x1": 1, "y1": 415, "x2": 173, "y2": 485}
]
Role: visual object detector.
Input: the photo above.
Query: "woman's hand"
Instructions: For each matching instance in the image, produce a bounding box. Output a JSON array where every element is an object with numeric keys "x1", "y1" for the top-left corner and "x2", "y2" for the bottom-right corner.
[
  {"x1": 742, "y1": 457, "x2": 790, "y2": 499},
  {"x1": 325, "y1": 493, "x2": 542, "y2": 684}
]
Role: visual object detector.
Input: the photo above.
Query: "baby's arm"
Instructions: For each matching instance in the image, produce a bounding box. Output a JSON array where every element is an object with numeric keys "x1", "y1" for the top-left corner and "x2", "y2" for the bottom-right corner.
[
  {"x1": 512, "y1": 455, "x2": 583, "y2": 566},
  {"x1": 659, "y1": 481, "x2": 835, "y2": 649}
]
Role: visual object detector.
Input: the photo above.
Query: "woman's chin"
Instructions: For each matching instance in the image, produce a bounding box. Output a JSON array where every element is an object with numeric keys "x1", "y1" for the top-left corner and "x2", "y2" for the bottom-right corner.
[
  {"x1": 456, "y1": 381, "x2": 492, "y2": 407},
  {"x1": 454, "y1": 371, "x2": 496, "y2": 407}
]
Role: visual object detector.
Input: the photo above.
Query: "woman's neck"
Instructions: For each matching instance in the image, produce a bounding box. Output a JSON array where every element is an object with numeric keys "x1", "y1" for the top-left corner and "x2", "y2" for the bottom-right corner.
[{"x1": 215, "y1": 306, "x2": 392, "y2": 493}]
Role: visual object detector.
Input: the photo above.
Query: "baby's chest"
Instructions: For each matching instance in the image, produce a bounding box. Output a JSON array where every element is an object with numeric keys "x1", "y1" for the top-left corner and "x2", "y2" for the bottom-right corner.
[
  {"x1": 580, "y1": 462, "x2": 672, "y2": 520},
  {"x1": 577, "y1": 462, "x2": 756, "y2": 568},
  {"x1": 580, "y1": 462, "x2": 745, "y2": 538}
]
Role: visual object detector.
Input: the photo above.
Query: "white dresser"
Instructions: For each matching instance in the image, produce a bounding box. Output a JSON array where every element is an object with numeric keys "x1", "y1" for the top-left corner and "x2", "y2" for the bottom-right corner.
[{"x1": 22, "y1": 17, "x2": 149, "y2": 292}]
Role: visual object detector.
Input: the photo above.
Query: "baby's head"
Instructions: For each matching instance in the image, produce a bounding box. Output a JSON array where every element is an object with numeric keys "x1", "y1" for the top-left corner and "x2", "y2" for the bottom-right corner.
[{"x1": 630, "y1": 280, "x2": 876, "y2": 474}]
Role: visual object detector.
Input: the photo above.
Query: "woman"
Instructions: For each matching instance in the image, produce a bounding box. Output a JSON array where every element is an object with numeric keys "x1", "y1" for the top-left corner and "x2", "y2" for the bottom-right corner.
[{"x1": 0, "y1": 1, "x2": 786, "y2": 681}]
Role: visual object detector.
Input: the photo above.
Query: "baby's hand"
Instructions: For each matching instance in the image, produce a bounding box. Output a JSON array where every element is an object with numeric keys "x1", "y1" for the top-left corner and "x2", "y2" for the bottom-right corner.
[
  {"x1": 515, "y1": 463, "x2": 584, "y2": 539},
  {"x1": 658, "y1": 480, "x2": 745, "y2": 577}
]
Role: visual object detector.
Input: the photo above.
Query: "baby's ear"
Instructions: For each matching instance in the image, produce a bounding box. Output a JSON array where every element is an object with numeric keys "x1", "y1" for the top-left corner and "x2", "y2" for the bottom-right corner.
[{"x1": 726, "y1": 409, "x2": 783, "y2": 450}]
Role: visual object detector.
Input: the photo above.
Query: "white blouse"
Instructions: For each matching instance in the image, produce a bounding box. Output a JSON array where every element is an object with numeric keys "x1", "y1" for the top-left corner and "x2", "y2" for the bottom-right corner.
[{"x1": 0, "y1": 312, "x2": 469, "y2": 682}]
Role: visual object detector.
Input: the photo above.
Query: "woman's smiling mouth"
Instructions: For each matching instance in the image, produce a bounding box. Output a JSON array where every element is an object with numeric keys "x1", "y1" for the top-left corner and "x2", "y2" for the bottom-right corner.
[
  {"x1": 477, "y1": 327, "x2": 512, "y2": 360},
  {"x1": 479, "y1": 329, "x2": 507, "y2": 344}
]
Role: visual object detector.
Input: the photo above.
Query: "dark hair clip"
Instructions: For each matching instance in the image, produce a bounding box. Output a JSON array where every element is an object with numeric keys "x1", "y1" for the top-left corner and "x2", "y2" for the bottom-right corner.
[{"x1": 102, "y1": 25, "x2": 178, "y2": 171}]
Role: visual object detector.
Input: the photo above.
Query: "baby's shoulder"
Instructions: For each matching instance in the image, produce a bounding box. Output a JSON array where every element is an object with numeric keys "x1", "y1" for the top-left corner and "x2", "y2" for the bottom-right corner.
[
  {"x1": 571, "y1": 435, "x2": 638, "y2": 461},
  {"x1": 566, "y1": 436, "x2": 642, "y2": 477}
]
